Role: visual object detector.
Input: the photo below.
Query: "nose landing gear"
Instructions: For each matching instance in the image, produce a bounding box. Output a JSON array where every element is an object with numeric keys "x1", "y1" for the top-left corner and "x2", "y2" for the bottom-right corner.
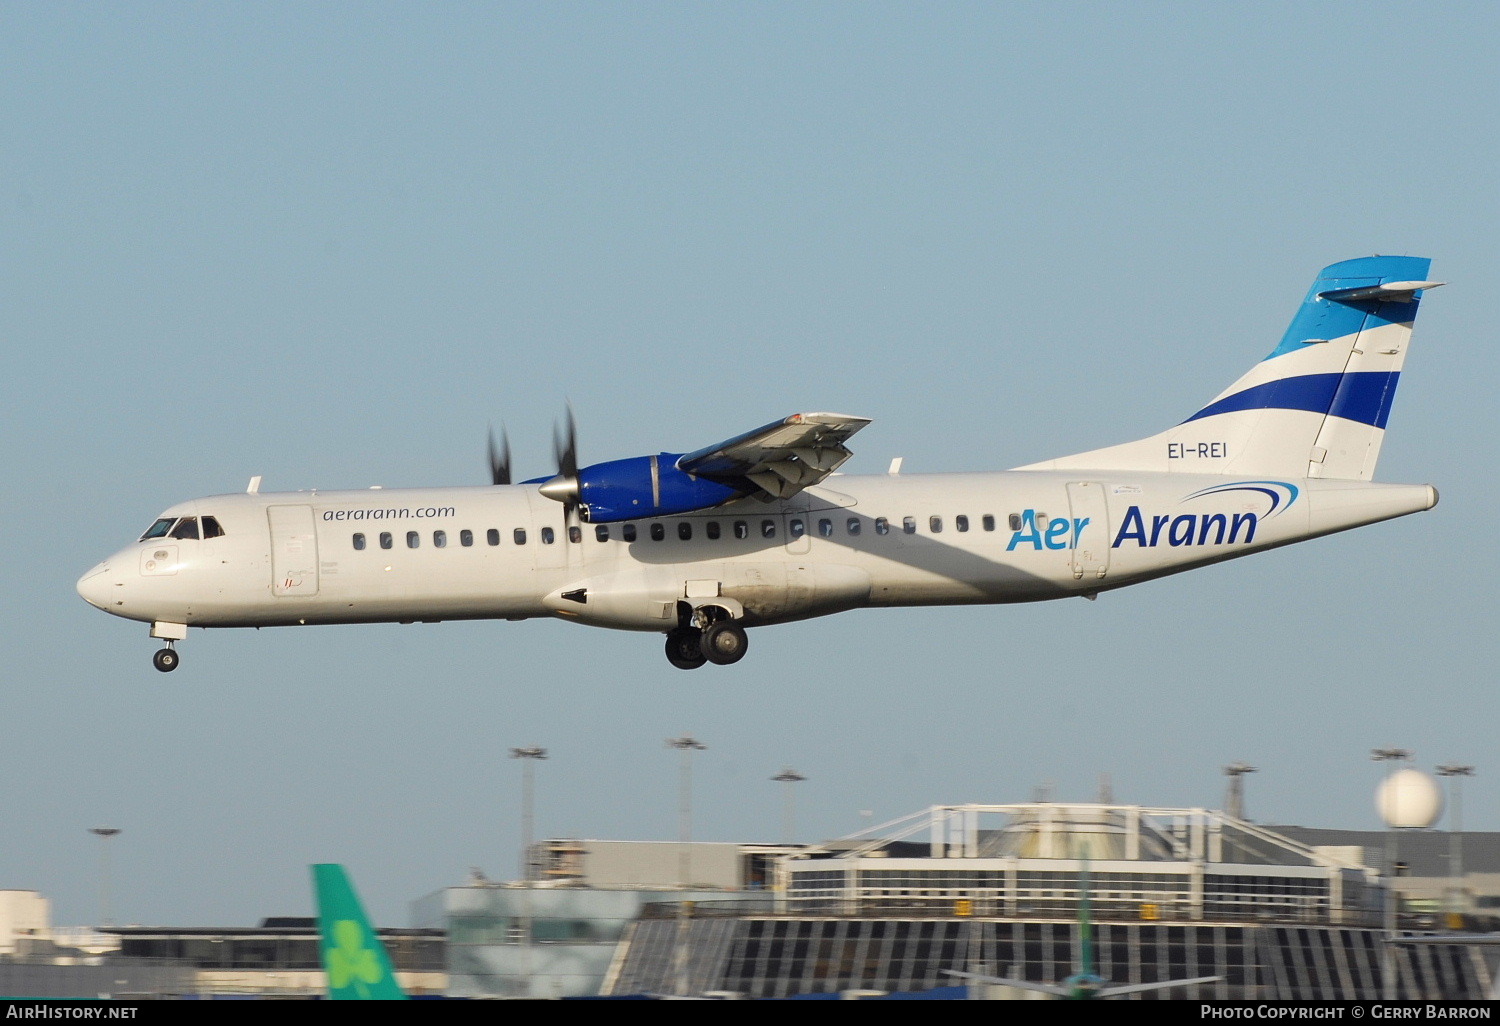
[
  {"x1": 152, "y1": 644, "x2": 180, "y2": 673},
  {"x1": 149, "y1": 621, "x2": 188, "y2": 673}
]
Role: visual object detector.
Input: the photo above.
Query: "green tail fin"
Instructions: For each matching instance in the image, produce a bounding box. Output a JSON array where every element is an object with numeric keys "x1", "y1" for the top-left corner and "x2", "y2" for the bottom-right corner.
[{"x1": 312, "y1": 864, "x2": 408, "y2": 1000}]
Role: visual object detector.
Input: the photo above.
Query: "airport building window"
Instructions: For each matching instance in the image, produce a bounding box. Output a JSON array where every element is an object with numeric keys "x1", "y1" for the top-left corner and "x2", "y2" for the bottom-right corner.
[
  {"x1": 380, "y1": 532, "x2": 393, "y2": 549},
  {"x1": 622, "y1": 524, "x2": 638, "y2": 542},
  {"x1": 595, "y1": 525, "x2": 610, "y2": 542},
  {"x1": 201, "y1": 516, "x2": 225, "y2": 538},
  {"x1": 407, "y1": 531, "x2": 419, "y2": 548},
  {"x1": 761, "y1": 519, "x2": 777, "y2": 539},
  {"x1": 433, "y1": 530, "x2": 447, "y2": 548},
  {"x1": 956, "y1": 515, "x2": 969, "y2": 532},
  {"x1": 569, "y1": 526, "x2": 582, "y2": 544},
  {"x1": 734, "y1": 521, "x2": 749, "y2": 540},
  {"x1": 875, "y1": 517, "x2": 890, "y2": 535},
  {"x1": 983, "y1": 514, "x2": 996, "y2": 532},
  {"x1": 171, "y1": 517, "x2": 200, "y2": 540},
  {"x1": 789, "y1": 518, "x2": 805, "y2": 539},
  {"x1": 650, "y1": 523, "x2": 665, "y2": 541},
  {"x1": 678, "y1": 522, "x2": 692, "y2": 541},
  {"x1": 541, "y1": 527, "x2": 555, "y2": 544},
  {"x1": 706, "y1": 521, "x2": 721, "y2": 540},
  {"x1": 903, "y1": 517, "x2": 917, "y2": 534},
  {"x1": 847, "y1": 518, "x2": 861, "y2": 535},
  {"x1": 929, "y1": 516, "x2": 942, "y2": 533},
  {"x1": 487, "y1": 529, "x2": 500, "y2": 546},
  {"x1": 513, "y1": 528, "x2": 527, "y2": 545},
  {"x1": 460, "y1": 529, "x2": 474, "y2": 547},
  {"x1": 353, "y1": 533, "x2": 366, "y2": 551},
  {"x1": 140, "y1": 518, "x2": 175, "y2": 541}
]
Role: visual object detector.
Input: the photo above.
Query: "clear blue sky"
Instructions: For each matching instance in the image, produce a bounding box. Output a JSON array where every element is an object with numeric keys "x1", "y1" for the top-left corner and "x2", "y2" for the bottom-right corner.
[{"x1": 3, "y1": 1, "x2": 1497, "y2": 927}]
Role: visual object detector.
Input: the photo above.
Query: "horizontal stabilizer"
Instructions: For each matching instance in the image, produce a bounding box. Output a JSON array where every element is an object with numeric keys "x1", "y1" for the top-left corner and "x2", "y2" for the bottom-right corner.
[{"x1": 1319, "y1": 280, "x2": 1444, "y2": 303}]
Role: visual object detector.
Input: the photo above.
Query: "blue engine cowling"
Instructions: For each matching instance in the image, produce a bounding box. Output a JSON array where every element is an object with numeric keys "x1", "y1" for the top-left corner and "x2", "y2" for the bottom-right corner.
[{"x1": 577, "y1": 453, "x2": 745, "y2": 523}]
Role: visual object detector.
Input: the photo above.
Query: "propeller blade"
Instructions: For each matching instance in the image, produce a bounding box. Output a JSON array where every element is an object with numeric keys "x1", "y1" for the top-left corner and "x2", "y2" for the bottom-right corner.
[
  {"x1": 487, "y1": 424, "x2": 512, "y2": 486},
  {"x1": 554, "y1": 405, "x2": 579, "y2": 479}
]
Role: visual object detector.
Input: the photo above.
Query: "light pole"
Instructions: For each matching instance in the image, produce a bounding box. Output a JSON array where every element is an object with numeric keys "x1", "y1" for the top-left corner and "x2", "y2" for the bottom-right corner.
[
  {"x1": 89, "y1": 828, "x2": 121, "y2": 926},
  {"x1": 771, "y1": 768, "x2": 807, "y2": 846},
  {"x1": 509, "y1": 746, "x2": 547, "y2": 998},
  {"x1": 1223, "y1": 763, "x2": 1257, "y2": 820},
  {"x1": 1372, "y1": 747, "x2": 1412, "y2": 1001},
  {"x1": 666, "y1": 736, "x2": 707, "y2": 888},
  {"x1": 666, "y1": 735, "x2": 706, "y2": 997},
  {"x1": 1436, "y1": 764, "x2": 1475, "y2": 929}
]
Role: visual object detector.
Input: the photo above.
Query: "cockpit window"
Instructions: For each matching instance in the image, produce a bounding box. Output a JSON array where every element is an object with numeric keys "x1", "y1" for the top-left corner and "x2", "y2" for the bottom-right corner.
[
  {"x1": 140, "y1": 518, "x2": 176, "y2": 541},
  {"x1": 201, "y1": 516, "x2": 225, "y2": 538},
  {"x1": 170, "y1": 517, "x2": 200, "y2": 540}
]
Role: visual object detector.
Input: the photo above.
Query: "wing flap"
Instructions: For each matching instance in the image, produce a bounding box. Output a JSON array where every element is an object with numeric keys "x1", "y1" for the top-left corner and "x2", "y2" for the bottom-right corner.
[{"x1": 679, "y1": 412, "x2": 871, "y2": 501}]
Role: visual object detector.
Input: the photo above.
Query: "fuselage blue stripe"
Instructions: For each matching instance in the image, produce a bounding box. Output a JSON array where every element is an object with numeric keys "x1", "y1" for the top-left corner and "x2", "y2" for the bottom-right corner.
[{"x1": 1183, "y1": 371, "x2": 1401, "y2": 429}]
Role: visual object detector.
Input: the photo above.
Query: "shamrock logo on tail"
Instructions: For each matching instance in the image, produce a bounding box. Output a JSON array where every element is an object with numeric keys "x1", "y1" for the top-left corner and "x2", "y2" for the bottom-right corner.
[{"x1": 326, "y1": 919, "x2": 385, "y2": 998}]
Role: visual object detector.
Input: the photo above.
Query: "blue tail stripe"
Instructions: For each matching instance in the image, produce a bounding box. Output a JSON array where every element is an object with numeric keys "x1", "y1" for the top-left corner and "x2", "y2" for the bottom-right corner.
[{"x1": 1184, "y1": 371, "x2": 1401, "y2": 429}]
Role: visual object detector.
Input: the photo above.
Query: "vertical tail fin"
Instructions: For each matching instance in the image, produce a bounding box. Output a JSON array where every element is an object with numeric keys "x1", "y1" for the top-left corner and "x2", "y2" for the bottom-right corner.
[
  {"x1": 1018, "y1": 256, "x2": 1442, "y2": 480},
  {"x1": 312, "y1": 863, "x2": 408, "y2": 1000}
]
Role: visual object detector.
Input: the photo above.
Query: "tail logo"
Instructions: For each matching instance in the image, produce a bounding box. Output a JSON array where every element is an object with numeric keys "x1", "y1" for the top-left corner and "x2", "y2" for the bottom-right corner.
[
  {"x1": 1180, "y1": 480, "x2": 1299, "y2": 517},
  {"x1": 327, "y1": 919, "x2": 387, "y2": 997}
]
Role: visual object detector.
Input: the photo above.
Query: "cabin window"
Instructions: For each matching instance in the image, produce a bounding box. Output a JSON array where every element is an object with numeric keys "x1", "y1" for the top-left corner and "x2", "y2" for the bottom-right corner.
[
  {"x1": 201, "y1": 516, "x2": 225, "y2": 538},
  {"x1": 406, "y1": 531, "x2": 419, "y2": 548},
  {"x1": 433, "y1": 530, "x2": 447, "y2": 548},
  {"x1": 461, "y1": 529, "x2": 474, "y2": 547},
  {"x1": 513, "y1": 528, "x2": 527, "y2": 545},
  {"x1": 847, "y1": 517, "x2": 861, "y2": 535},
  {"x1": 706, "y1": 521, "x2": 721, "y2": 540},
  {"x1": 789, "y1": 518, "x2": 805, "y2": 539},
  {"x1": 818, "y1": 518, "x2": 833, "y2": 537},
  {"x1": 380, "y1": 532, "x2": 393, "y2": 549},
  {"x1": 929, "y1": 516, "x2": 942, "y2": 533},
  {"x1": 983, "y1": 514, "x2": 996, "y2": 532},
  {"x1": 540, "y1": 527, "x2": 555, "y2": 544},
  {"x1": 874, "y1": 517, "x2": 890, "y2": 535},
  {"x1": 650, "y1": 523, "x2": 665, "y2": 541},
  {"x1": 761, "y1": 519, "x2": 777, "y2": 539},
  {"x1": 487, "y1": 529, "x2": 500, "y2": 546},
  {"x1": 734, "y1": 521, "x2": 749, "y2": 540},
  {"x1": 569, "y1": 526, "x2": 582, "y2": 544},
  {"x1": 678, "y1": 522, "x2": 692, "y2": 541},
  {"x1": 1008, "y1": 513, "x2": 1022, "y2": 531},
  {"x1": 903, "y1": 517, "x2": 917, "y2": 534},
  {"x1": 140, "y1": 518, "x2": 176, "y2": 541},
  {"x1": 353, "y1": 533, "x2": 366, "y2": 551},
  {"x1": 595, "y1": 525, "x2": 610, "y2": 542},
  {"x1": 622, "y1": 523, "x2": 637, "y2": 542},
  {"x1": 170, "y1": 517, "x2": 200, "y2": 540},
  {"x1": 955, "y1": 515, "x2": 969, "y2": 532}
]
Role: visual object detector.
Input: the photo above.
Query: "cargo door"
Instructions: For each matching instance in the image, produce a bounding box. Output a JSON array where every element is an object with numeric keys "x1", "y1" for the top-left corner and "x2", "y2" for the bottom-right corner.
[{"x1": 268, "y1": 504, "x2": 320, "y2": 596}]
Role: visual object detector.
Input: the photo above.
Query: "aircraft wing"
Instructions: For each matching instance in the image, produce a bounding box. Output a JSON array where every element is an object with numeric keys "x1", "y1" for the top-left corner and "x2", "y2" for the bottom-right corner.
[
  {"x1": 1097, "y1": 975, "x2": 1222, "y2": 998},
  {"x1": 676, "y1": 412, "x2": 872, "y2": 501}
]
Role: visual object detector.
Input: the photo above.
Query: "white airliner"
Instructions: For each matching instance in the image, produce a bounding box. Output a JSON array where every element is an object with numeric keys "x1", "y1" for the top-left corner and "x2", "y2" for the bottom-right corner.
[{"x1": 78, "y1": 256, "x2": 1441, "y2": 672}]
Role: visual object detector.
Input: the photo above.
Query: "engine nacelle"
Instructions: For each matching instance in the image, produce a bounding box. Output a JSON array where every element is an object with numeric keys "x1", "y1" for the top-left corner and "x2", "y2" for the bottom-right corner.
[{"x1": 577, "y1": 453, "x2": 744, "y2": 523}]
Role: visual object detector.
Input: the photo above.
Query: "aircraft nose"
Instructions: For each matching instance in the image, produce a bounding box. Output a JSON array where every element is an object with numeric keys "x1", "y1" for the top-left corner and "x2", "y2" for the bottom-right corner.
[{"x1": 77, "y1": 562, "x2": 113, "y2": 610}]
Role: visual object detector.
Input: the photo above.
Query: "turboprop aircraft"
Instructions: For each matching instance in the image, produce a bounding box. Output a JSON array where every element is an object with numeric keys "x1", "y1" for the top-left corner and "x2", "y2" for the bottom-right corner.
[{"x1": 77, "y1": 255, "x2": 1441, "y2": 673}]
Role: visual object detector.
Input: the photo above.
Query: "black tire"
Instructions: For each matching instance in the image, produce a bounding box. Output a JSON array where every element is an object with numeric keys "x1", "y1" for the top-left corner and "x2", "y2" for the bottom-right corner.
[
  {"x1": 700, "y1": 622, "x2": 748, "y2": 665},
  {"x1": 665, "y1": 628, "x2": 707, "y2": 670},
  {"x1": 153, "y1": 648, "x2": 180, "y2": 673}
]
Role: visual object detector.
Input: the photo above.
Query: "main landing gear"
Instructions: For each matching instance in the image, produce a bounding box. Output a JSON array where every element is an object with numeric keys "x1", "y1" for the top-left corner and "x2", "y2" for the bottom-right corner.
[
  {"x1": 152, "y1": 643, "x2": 180, "y2": 673},
  {"x1": 664, "y1": 617, "x2": 749, "y2": 670}
]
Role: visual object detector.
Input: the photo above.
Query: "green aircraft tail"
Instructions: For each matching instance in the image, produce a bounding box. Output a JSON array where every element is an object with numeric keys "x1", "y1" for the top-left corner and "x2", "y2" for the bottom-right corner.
[{"x1": 312, "y1": 864, "x2": 408, "y2": 1000}]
